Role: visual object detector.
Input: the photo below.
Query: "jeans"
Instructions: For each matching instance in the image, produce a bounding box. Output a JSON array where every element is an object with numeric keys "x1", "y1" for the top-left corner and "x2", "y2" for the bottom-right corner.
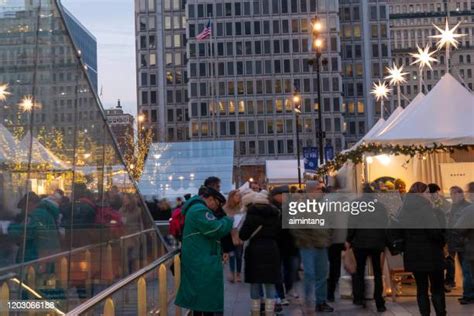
[
  {"x1": 413, "y1": 270, "x2": 446, "y2": 316},
  {"x1": 300, "y1": 248, "x2": 329, "y2": 305},
  {"x1": 229, "y1": 245, "x2": 243, "y2": 273},
  {"x1": 459, "y1": 252, "x2": 474, "y2": 299},
  {"x1": 353, "y1": 248, "x2": 385, "y2": 307},
  {"x1": 275, "y1": 255, "x2": 299, "y2": 299},
  {"x1": 327, "y1": 243, "x2": 344, "y2": 299},
  {"x1": 250, "y1": 283, "x2": 276, "y2": 300}
]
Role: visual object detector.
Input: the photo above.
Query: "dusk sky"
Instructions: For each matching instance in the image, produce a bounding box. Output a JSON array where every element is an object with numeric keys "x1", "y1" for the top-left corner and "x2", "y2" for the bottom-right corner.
[{"x1": 62, "y1": 0, "x2": 137, "y2": 117}]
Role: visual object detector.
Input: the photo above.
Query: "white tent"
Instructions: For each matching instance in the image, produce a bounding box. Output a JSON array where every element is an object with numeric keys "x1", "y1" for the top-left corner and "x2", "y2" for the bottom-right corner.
[
  {"x1": 265, "y1": 159, "x2": 304, "y2": 184},
  {"x1": 0, "y1": 124, "x2": 18, "y2": 163},
  {"x1": 373, "y1": 93, "x2": 425, "y2": 138},
  {"x1": 368, "y1": 74, "x2": 474, "y2": 145},
  {"x1": 17, "y1": 133, "x2": 69, "y2": 170}
]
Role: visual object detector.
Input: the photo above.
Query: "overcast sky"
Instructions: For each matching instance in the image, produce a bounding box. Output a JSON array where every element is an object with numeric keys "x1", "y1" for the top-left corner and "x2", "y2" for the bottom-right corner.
[{"x1": 61, "y1": 0, "x2": 137, "y2": 117}]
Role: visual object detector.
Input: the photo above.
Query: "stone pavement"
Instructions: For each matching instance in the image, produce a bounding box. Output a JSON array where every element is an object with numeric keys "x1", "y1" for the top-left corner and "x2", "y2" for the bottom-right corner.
[{"x1": 224, "y1": 278, "x2": 474, "y2": 315}]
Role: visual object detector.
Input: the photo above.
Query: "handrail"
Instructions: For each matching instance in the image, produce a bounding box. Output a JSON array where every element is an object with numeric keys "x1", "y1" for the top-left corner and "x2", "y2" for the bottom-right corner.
[
  {"x1": 66, "y1": 248, "x2": 181, "y2": 315},
  {"x1": 0, "y1": 227, "x2": 156, "y2": 275}
]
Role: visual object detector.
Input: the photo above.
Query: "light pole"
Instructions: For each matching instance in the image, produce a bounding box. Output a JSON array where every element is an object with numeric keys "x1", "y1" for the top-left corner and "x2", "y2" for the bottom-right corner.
[
  {"x1": 312, "y1": 17, "x2": 325, "y2": 166},
  {"x1": 293, "y1": 89, "x2": 302, "y2": 189}
]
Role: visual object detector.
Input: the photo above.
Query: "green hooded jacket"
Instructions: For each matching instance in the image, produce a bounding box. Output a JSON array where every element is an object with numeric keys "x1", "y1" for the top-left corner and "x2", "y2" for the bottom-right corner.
[
  {"x1": 8, "y1": 198, "x2": 61, "y2": 263},
  {"x1": 175, "y1": 196, "x2": 233, "y2": 312}
]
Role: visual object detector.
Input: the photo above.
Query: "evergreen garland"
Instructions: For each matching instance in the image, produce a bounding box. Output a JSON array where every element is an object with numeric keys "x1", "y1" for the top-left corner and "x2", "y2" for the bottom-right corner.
[{"x1": 315, "y1": 143, "x2": 472, "y2": 177}]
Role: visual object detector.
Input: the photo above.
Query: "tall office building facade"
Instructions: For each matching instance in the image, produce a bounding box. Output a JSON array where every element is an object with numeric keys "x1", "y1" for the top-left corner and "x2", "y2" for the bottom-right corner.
[
  {"x1": 186, "y1": 0, "x2": 345, "y2": 181},
  {"x1": 0, "y1": 1, "x2": 100, "y2": 143},
  {"x1": 63, "y1": 6, "x2": 99, "y2": 93},
  {"x1": 339, "y1": 0, "x2": 392, "y2": 146},
  {"x1": 135, "y1": 0, "x2": 189, "y2": 142},
  {"x1": 388, "y1": 0, "x2": 474, "y2": 102}
]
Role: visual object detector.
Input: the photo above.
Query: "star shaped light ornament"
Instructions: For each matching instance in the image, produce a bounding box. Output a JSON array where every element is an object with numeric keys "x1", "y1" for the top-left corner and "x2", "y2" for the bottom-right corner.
[
  {"x1": 385, "y1": 64, "x2": 408, "y2": 86},
  {"x1": 18, "y1": 95, "x2": 41, "y2": 112},
  {"x1": 430, "y1": 19, "x2": 466, "y2": 50},
  {"x1": 370, "y1": 81, "x2": 390, "y2": 101},
  {"x1": 410, "y1": 45, "x2": 438, "y2": 70},
  {"x1": 0, "y1": 83, "x2": 11, "y2": 101}
]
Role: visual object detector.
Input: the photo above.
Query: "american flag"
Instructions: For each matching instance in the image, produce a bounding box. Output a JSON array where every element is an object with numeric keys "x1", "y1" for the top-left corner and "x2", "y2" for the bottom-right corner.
[{"x1": 196, "y1": 20, "x2": 212, "y2": 40}]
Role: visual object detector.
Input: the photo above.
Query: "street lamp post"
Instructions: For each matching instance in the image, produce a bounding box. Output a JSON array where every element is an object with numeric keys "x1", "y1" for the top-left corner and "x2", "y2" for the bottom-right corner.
[
  {"x1": 293, "y1": 89, "x2": 302, "y2": 189},
  {"x1": 312, "y1": 17, "x2": 325, "y2": 166}
]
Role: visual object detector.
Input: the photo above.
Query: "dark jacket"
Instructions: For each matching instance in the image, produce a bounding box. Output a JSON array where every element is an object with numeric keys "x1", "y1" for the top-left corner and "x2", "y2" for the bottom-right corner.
[
  {"x1": 454, "y1": 205, "x2": 474, "y2": 261},
  {"x1": 272, "y1": 200, "x2": 299, "y2": 257},
  {"x1": 214, "y1": 207, "x2": 234, "y2": 253},
  {"x1": 346, "y1": 198, "x2": 389, "y2": 251},
  {"x1": 447, "y1": 199, "x2": 471, "y2": 252},
  {"x1": 398, "y1": 195, "x2": 446, "y2": 272},
  {"x1": 240, "y1": 198, "x2": 281, "y2": 284}
]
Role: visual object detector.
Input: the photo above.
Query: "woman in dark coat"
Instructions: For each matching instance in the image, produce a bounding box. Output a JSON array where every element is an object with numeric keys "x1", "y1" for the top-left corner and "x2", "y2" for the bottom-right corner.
[
  {"x1": 239, "y1": 191, "x2": 281, "y2": 315},
  {"x1": 398, "y1": 182, "x2": 447, "y2": 316},
  {"x1": 346, "y1": 185, "x2": 388, "y2": 312}
]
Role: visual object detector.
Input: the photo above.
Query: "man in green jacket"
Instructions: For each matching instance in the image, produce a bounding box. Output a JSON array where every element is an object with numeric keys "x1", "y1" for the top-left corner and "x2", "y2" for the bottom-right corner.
[{"x1": 175, "y1": 186, "x2": 233, "y2": 315}]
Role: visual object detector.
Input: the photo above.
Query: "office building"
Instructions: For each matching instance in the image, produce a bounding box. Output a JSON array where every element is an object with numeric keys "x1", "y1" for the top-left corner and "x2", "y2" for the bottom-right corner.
[
  {"x1": 388, "y1": 0, "x2": 474, "y2": 101},
  {"x1": 135, "y1": 0, "x2": 189, "y2": 142},
  {"x1": 105, "y1": 100, "x2": 135, "y2": 156},
  {"x1": 188, "y1": 0, "x2": 345, "y2": 182},
  {"x1": 339, "y1": 0, "x2": 392, "y2": 146},
  {"x1": 63, "y1": 6, "x2": 99, "y2": 93}
]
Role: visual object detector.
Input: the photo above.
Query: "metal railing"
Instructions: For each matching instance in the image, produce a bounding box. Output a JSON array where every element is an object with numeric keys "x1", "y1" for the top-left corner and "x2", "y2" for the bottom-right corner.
[
  {"x1": 0, "y1": 227, "x2": 164, "y2": 314},
  {"x1": 67, "y1": 248, "x2": 182, "y2": 316}
]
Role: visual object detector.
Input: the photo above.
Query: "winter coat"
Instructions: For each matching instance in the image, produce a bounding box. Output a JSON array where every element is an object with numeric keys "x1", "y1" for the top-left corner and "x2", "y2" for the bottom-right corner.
[
  {"x1": 346, "y1": 198, "x2": 389, "y2": 251},
  {"x1": 272, "y1": 200, "x2": 299, "y2": 257},
  {"x1": 454, "y1": 205, "x2": 474, "y2": 261},
  {"x1": 214, "y1": 207, "x2": 235, "y2": 253},
  {"x1": 240, "y1": 194, "x2": 281, "y2": 284},
  {"x1": 175, "y1": 196, "x2": 233, "y2": 312},
  {"x1": 398, "y1": 195, "x2": 446, "y2": 272},
  {"x1": 291, "y1": 196, "x2": 332, "y2": 249},
  {"x1": 447, "y1": 199, "x2": 471, "y2": 252},
  {"x1": 8, "y1": 198, "x2": 61, "y2": 263}
]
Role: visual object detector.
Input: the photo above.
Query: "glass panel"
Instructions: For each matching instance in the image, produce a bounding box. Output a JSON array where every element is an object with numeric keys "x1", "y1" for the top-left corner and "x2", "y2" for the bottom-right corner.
[{"x1": 0, "y1": 1, "x2": 165, "y2": 313}]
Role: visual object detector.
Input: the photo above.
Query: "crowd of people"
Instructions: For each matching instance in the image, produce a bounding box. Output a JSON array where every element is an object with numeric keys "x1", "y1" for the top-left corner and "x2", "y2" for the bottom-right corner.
[
  {"x1": 0, "y1": 184, "x2": 146, "y2": 277},
  {"x1": 172, "y1": 176, "x2": 474, "y2": 316}
]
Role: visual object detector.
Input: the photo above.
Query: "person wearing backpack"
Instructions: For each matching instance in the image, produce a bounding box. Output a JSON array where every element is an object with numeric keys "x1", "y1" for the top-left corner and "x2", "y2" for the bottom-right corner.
[{"x1": 175, "y1": 186, "x2": 233, "y2": 315}]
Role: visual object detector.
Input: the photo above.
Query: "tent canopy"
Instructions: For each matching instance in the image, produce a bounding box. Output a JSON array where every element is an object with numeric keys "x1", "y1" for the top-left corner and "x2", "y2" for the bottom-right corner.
[
  {"x1": 374, "y1": 93, "x2": 425, "y2": 138},
  {"x1": 368, "y1": 74, "x2": 474, "y2": 145},
  {"x1": 17, "y1": 133, "x2": 69, "y2": 170},
  {"x1": 266, "y1": 159, "x2": 304, "y2": 184},
  {"x1": 0, "y1": 124, "x2": 18, "y2": 162}
]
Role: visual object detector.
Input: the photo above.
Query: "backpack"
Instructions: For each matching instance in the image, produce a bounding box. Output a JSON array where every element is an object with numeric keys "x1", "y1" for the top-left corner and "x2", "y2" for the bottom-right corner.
[
  {"x1": 169, "y1": 207, "x2": 185, "y2": 240},
  {"x1": 169, "y1": 199, "x2": 202, "y2": 241}
]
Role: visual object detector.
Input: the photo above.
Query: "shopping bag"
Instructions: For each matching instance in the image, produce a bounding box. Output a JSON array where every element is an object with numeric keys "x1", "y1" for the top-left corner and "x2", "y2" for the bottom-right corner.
[{"x1": 343, "y1": 248, "x2": 357, "y2": 274}]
